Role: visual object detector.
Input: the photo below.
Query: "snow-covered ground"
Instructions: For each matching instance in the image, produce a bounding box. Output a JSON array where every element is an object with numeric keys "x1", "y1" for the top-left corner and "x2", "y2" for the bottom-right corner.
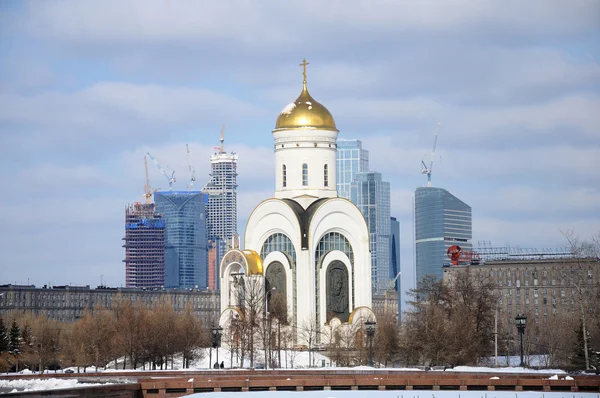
[
  {"x1": 0, "y1": 349, "x2": 578, "y2": 394},
  {"x1": 103, "y1": 346, "x2": 331, "y2": 371},
  {"x1": 0, "y1": 378, "x2": 110, "y2": 394}
]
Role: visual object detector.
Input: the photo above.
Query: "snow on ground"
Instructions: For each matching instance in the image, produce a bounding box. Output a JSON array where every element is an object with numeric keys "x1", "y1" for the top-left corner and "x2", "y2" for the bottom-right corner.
[
  {"x1": 0, "y1": 378, "x2": 107, "y2": 393},
  {"x1": 0, "y1": 349, "x2": 582, "y2": 395},
  {"x1": 188, "y1": 392, "x2": 597, "y2": 398},
  {"x1": 104, "y1": 346, "x2": 331, "y2": 371}
]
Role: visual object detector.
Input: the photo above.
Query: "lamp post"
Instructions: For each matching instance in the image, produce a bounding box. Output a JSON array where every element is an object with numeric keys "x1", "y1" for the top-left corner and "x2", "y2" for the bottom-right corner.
[
  {"x1": 265, "y1": 286, "x2": 276, "y2": 370},
  {"x1": 212, "y1": 326, "x2": 223, "y2": 369},
  {"x1": 514, "y1": 314, "x2": 527, "y2": 367},
  {"x1": 365, "y1": 320, "x2": 376, "y2": 367}
]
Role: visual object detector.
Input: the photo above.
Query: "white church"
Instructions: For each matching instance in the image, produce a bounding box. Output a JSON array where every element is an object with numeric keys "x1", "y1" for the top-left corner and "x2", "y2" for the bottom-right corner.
[{"x1": 219, "y1": 60, "x2": 375, "y2": 343}]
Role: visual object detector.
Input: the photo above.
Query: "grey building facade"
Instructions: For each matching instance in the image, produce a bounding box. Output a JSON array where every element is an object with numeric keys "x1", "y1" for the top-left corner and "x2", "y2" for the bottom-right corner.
[
  {"x1": 415, "y1": 187, "x2": 472, "y2": 283},
  {"x1": 0, "y1": 284, "x2": 220, "y2": 324},
  {"x1": 351, "y1": 171, "x2": 391, "y2": 293},
  {"x1": 336, "y1": 139, "x2": 369, "y2": 200},
  {"x1": 155, "y1": 191, "x2": 208, "y2": 289}
]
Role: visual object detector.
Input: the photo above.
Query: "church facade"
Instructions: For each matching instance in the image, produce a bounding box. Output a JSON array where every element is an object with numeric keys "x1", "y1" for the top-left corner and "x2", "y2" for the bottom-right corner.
[{"x1": 219, "y1": 61, "x2": 374, "y2": 342}]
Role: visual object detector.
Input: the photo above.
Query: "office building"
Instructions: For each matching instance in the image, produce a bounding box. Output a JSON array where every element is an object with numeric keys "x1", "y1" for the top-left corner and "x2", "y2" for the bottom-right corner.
[
  {"x1": 390, "y1": 216, "x2": 401, "y2": 318},
  {"x1": 390, "y1": 216, "x2": 400, "y2": 290},
  {"x1": 351, "y1": 171, "x2": 391, "y2": 293},
  {"x1": 155, "y1": 191, "x2": 208, "y2": 289},
  {"x1": 203, "y1": 135, "x2": 238, "y2": 249},
  {"x1": 123, "y1": 203, "x2": 165, "y2": 288},
  {"x1": 336, "y1": 139, "x2": 369, "y2": 200},
  {"x1": 415, "y1": 187, "x2": 472, "y2": 283}
]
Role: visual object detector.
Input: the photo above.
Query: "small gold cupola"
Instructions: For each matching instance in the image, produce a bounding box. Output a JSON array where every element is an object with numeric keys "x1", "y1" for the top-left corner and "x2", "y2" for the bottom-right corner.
[{"x1": 274, "y1": 59, "x2": 338, "y2": 132}]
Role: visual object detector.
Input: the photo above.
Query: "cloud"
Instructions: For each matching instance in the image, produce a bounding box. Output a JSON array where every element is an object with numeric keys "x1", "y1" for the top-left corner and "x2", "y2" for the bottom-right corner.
[
  {"x1": 15, "y1": 0, "x2": 599, "y2": 45},
  {"x1": 1, "y1": 0, "x2": 599, "y2": 288}
]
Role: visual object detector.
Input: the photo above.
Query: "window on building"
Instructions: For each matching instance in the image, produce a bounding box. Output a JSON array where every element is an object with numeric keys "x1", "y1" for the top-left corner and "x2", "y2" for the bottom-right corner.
[
  {"x1": 323, "y1": 164, "x2": 329, "y2": 187},
  {"x1": 302, "y1": 163, "x2": 308, "y2": 186},
  {"x1": 282, "y1": 165, "x2": 287, "y2": 187}
]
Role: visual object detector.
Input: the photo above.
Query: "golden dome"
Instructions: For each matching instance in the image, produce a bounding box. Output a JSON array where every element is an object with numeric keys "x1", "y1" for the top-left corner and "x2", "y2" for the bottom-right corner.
[{"x1": 274, "y1": 81, "x2": 338, "y2": 132}]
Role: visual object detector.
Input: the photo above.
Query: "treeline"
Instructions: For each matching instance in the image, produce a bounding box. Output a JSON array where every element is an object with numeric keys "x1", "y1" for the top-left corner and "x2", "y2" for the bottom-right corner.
[
  {"x1": 0, "y1": 297, "x2": 210, "y2": 373},
  {"x1": 397, "y1": 261, "x2": 600, "y2": 369}
]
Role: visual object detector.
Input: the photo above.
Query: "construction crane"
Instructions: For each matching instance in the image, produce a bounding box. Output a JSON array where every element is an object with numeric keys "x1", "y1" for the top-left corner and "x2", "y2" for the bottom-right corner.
[
  {"x1": 203, "y1": 125, "x2": 227, "y2": 191},
  {"x1": 186, "y1": 144, "x2": 196, "y2": 190},
  {"x1": 388, "y1": 271, "x2": 401, "y2": 290},
  {"x1": 421, "y1": 122, "x2": 440, "y2": 187},
  {"x1": 213, "y1": 125, "x2": 226, "y2": 154},
  {"x1": 142, "y1": 155, "x2": 160, "y2": 204},
  {"x1": 147, "y1": 152, "x2": 176, "y2": 190}
]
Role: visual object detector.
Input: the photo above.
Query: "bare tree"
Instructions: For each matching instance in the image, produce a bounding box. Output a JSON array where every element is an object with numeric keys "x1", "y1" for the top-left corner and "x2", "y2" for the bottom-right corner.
[
  {"x1": 374, "y1": 310, "x2": 401, "y2": 367},
  {"x1": 176, "y1": 306, "x2": 207, "y2": 369},
  {"x1": 268, "y1": 292, "x2": 287, "y2": 368},
  {"x1": 235, "y1": 275, "x2": 265, "y2": 368},
  {"x1": 112, "y1": 295, "x2": 148, "y2": 369},
  {"x1": 300, "y1": 316, "x2": 319, "y2": 367},
  {"x1": 561, "y1": 230, "x2": 600, "y2": 370}
]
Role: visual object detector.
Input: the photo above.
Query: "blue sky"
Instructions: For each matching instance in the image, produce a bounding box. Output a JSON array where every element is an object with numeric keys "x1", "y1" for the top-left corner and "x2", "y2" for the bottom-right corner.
[{"x1": 0, "y1": 0, "x2": 599, "y2": 287}]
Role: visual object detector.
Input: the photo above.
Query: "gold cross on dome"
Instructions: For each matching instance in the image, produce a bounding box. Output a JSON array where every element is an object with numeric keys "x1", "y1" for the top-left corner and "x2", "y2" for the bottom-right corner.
[{"x1": 300, "y1": 58, "x2": 310, "y2": 82}]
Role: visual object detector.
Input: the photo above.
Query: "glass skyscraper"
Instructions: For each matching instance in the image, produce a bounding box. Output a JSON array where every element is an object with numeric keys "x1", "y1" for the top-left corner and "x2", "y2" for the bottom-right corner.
[
  {"x1": 155, "y1": 191, "x2": 208, "y2": 289},
  {"x1": 390, "y1": 216, "x2": 400, "y2": 290},
  {"x1": 351, "y1": 172, "x2": 391, "y2": 293},
  {"x1": 336, "y1": 139, "x2": 369, "y2": 199},
  {"x1": 203, "y1": 148, "x2": 238, "y2": 246},
  {"x1": 415, "y1": 187, "x2": 472, "y2": 283}
]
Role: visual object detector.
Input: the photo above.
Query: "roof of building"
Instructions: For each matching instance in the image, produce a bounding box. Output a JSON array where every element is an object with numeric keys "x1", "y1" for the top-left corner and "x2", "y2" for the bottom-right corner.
[{"x1": 274, "y1": 81, "x2": 337, "y2": 132}]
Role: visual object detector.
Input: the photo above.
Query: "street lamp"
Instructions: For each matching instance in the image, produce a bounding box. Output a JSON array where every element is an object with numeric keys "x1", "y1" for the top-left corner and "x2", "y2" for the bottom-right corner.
[
  {"x1": 514, "y1": 314, "x2": 527, "y2": 367},
  {"x1": 365, "y1": 320, "x2": 376, "y2": 367},
  {"x1": 212, "y1": 326, "x2": 223, "y2": 369},
  {"x1": 265, "y1": 286, "x2": 276, "y2": 370}
]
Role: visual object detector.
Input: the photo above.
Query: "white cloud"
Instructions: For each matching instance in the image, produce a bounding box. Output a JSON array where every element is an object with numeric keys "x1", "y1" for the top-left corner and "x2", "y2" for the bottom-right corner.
[
  {"x1": 1, "y1": 0, "x2": 599, "y2": 288},
  {"x1": 16, "y1": 0, "x2": 599, "y2": 45}
]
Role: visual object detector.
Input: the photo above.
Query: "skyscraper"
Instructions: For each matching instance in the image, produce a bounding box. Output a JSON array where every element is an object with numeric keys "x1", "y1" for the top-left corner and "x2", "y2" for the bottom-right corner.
[
  {"x1": 351, "y1": 171, "x2": 391, "y2": 293},
  {"x1": 155, "y1": 191, "x2": 208, "y2": 289},
  {"x1": 390, "y1": 216, "x2": 400, "y2": 289},
  {"x1": 336, "y1": 139, "x2": 369, "y2": 199},
  {"x1": 390, "y1": 216, "x2": 401, "y2": 320},
  {"x1": 203, "y1": 131, "x2": 238, "y2": 250},
  {"x1": 415, "y1": 187, "x2": 472, "y2": 283},
  {"x1": 123, "y1": 203, "x2": 165, "y2": 288}
]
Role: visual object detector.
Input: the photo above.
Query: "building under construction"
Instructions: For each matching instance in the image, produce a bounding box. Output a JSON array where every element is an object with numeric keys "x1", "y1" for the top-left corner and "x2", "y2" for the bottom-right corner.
[
  {"x1": 203, "y1": 127, "x2": 238, "y2": 250},
  {"x1": 123, "y1": 203, "x2": 166, "y2": 288}
]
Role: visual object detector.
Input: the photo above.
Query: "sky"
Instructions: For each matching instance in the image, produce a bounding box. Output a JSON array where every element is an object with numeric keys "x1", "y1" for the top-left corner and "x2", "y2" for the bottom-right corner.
[{"x1": 0, "y1": 0, "x2": 599, "y2": 288}]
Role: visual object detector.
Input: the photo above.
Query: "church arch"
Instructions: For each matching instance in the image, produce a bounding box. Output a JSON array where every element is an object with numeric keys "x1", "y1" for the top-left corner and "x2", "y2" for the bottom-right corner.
[
  {"x1": 323, "y1": 164, "x2": 329, "y2": 187},
  {"x1": 325, "y1": 260, "x2": 349, "y2": 322},
  {"x1": 302, "y1": 163, "x2": 308, "y2": 186},
  {"x1": 260, "y1": 232, "x2": 297, "y2": 335},
  {"x1": 315, "y1": 231, "x2": 354, "y2": 326},
  {"x1": 265, "y1": 261, "x2": 287, "y2": 310},
  {"x1": 282, "y1": 165, "x2": 287, "y2": 188}
]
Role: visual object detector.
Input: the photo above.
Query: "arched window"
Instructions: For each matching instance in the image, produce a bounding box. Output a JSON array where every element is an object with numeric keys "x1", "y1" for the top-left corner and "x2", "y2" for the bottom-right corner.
[
  {"x1": 323, "y1": 164, "x2": 329, "y2": 187},
  {"x1": 261, "y1": 233, "x2": 296, "y2": 263},
  {"x1": 302, "y1": 163, "x2": 308, "y2": 186},
  {"x1": 282, "y1": 165, "x2": 287, "y2": 188}
]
